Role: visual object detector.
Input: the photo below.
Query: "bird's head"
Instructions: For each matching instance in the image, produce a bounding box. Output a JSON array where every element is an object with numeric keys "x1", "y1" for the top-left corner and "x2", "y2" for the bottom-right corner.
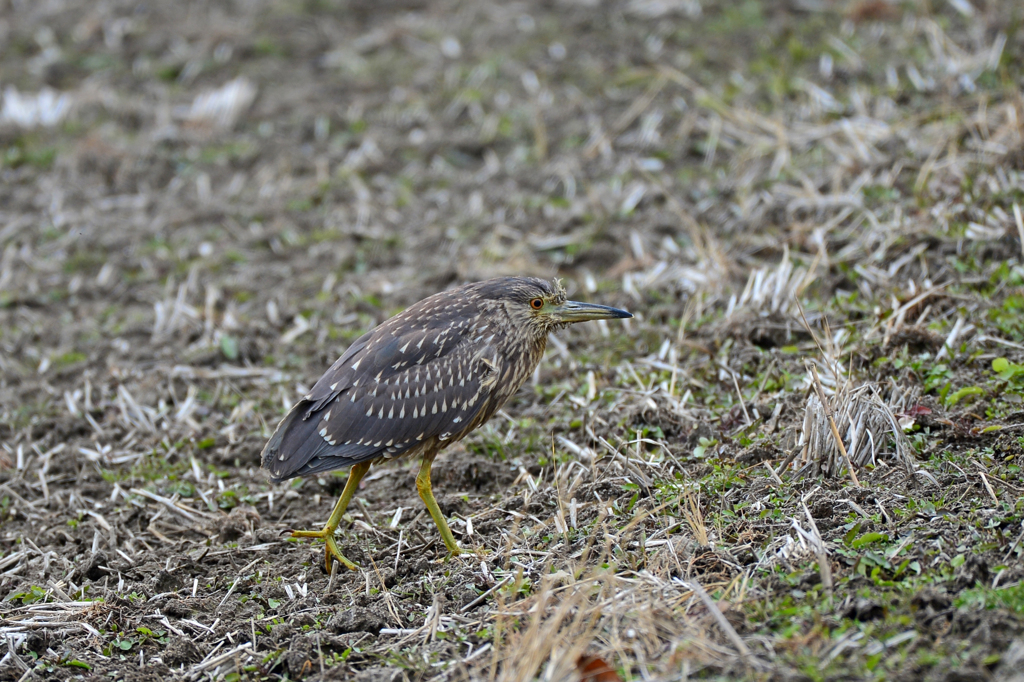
[{"x1": 490, "y1": 277, "x2": 632, "y2": 337}]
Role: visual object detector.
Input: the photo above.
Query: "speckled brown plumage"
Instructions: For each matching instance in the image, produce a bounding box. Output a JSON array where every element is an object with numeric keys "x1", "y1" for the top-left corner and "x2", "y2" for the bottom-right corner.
[
  {"x1": 260, "y1": 276, "x2": 631, "y2": 570},
  {"x1": 263, "y1": 277, "x2": 554, "y2": 477}
]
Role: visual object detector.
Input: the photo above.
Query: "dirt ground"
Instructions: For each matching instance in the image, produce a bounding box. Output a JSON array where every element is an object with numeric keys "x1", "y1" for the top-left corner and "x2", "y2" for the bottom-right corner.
[{"x1": 1, "y1": 0, "x2": 1024, "y2": 680}]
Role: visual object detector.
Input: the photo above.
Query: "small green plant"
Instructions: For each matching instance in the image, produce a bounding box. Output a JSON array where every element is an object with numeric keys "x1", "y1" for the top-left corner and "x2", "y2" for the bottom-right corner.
[
  {"x1": 136, "y1": 626, "x2": 170, "y2": 645},
  {"x1": 693, "y1": 436, "x2": 717, "y2": 458},
  {"x1": 993, "y1": 357, "x2": 1024, "y2": 384},
  {"x1": 835, "y1": 524, "x2": 920, "y2": 584},
  {"x1": 7, "y1": 585, "x2": 48, "y2": 605},
  {"x1": 924, "y1": 363, "x2": 953, "y2": 393},
  {"x1": 104, "y1": 637, "x2": 137, "y2": 655},
  {"x1": 945, "y1": 385, "x2": 984, "y2": 407},
  {"x1": 220, "y1": 335, "x2": 240, "y2": 360},
  {"x1": 957, "y1": 582, "x2": 1024, "y2": 614}
]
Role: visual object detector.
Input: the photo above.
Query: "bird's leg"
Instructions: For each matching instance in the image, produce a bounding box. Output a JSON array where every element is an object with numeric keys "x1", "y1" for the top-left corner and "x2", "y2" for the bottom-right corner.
[
  {"x1": 416, "y1": 450, "x2": 461, "y2": 557},
  {"x1": 291, "y1": 460, "x2": 371, "y2": 572}
]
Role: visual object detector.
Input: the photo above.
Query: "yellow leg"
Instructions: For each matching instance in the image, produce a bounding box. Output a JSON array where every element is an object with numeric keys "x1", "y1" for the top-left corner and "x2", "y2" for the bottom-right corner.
[
  {"x1": 292, "y1": 460, "x2": 371, "y2": 572},
  {"x1": 416, "y1": 451, "x2": 461, "y2": 557}
]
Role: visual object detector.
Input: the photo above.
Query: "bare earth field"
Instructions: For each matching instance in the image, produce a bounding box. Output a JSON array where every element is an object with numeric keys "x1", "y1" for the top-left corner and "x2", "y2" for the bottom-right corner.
[{"x1": 1, "y1": 0, "x2": 1024, "y2": 680}]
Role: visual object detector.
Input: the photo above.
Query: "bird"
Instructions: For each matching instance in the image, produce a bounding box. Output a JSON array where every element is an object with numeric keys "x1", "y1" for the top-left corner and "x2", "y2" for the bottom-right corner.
[{"x1": 261, "y1": 276, "x2": 632, "y2": 571}]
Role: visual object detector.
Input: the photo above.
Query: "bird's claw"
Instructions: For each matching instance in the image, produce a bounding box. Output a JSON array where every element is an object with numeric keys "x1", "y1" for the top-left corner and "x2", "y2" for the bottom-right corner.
[
  {"x1": 440, "y1": 541, "x2": 482, "y2": 564},
  {"x1": 291, "y1": 528, "x2": 359, "y2": 572}
]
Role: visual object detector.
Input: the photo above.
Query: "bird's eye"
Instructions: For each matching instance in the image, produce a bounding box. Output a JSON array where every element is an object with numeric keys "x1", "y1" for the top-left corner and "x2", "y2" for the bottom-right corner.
[{"x1": 530, "y1": 298, "x2": 544, "y2": 310}]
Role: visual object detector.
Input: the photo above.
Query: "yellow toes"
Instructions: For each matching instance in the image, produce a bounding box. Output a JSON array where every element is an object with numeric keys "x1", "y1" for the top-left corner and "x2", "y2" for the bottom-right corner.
[{"x1": 290, "y1": 527, "x2": 359, "y2": 572}]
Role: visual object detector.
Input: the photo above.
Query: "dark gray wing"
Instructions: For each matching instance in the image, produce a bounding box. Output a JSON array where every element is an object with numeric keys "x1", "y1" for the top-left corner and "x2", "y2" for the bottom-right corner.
[{"x1": 261, "y1": 293, "x2": 501, "y2": 481}]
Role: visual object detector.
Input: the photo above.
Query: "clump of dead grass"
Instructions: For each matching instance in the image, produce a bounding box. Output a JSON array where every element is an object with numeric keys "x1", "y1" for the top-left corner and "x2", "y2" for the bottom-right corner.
[
  {"x1": 794, "y1": 368, "x2": 918, "y2": 480},
  {"x1": 463, "y1": 563, "x2": 759, "y2": 682}
]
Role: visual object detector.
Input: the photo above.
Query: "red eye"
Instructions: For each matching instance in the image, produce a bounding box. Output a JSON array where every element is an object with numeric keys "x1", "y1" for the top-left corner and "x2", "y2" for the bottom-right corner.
[{"x1": 530, "y1": 298, "x2": 544, "y2": 310}]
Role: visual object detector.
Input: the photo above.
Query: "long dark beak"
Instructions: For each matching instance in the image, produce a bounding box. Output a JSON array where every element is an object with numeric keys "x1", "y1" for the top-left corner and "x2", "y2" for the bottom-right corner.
[{"x1": 548, "y1": 300, "x2": 633, "y2": 323}]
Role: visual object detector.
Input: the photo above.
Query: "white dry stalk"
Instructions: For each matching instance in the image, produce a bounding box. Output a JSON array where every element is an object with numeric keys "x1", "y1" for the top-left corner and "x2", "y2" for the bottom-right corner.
[
  {"x1": 800, "y1": 379, "x2": 916, "y2": 479},
  {"x1": 177, "y1": 77, "x2": 257, "y2": 130},
  {"x1": 153, "y1": 281, "x2": 201, "y2": 340},
  {"x1": 1014, "y1": 203, "x2": 1024, "y2": 260},
  {"x1": 728, "y1": 246, "x2": 816, "y2": 318},
  {"x1": 936, "y1": 316, "x2": 973, "y2": 360},
  {"x1": 0, "y1": 86, "x2": 72, "y2": 128}
]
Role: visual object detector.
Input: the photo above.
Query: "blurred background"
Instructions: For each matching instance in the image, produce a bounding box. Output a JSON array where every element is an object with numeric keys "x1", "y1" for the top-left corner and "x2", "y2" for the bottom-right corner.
[{"x1": 0, "y1": 0, "x2": 1018, "y2": 383}]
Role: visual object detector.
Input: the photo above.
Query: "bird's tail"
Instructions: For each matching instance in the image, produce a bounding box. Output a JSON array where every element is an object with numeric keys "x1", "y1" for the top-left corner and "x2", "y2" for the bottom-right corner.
[{"x1": 260, "y1": 401, "x2": 307, "y2": 482}]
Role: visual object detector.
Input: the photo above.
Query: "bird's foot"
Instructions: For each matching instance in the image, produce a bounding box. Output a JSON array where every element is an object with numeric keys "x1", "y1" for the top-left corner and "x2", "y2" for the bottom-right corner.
[
  {"x1": 441, "y1": 546, "x2": 462, "y2": 563},
  {"x1": 291, "y1": 528, "x2": 359, "y2": 572}
]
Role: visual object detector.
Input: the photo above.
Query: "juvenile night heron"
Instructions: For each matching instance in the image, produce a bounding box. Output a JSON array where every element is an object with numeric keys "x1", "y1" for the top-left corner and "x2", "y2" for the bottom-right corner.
[{"x1": 261, "y1": 277, "x2": 631, "y2": 571}]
